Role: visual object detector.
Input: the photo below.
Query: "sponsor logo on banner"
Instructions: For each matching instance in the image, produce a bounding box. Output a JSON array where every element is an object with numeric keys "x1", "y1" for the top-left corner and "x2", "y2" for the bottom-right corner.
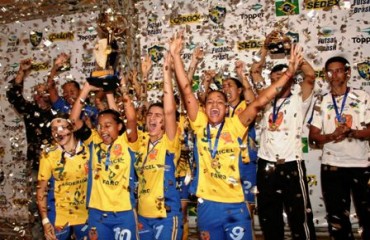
[
  {"x1": 209, "y1": 6, "x2": 226, "y2": 24},
  {"x1": 286, "y1": 31, "x2": 299, "y2": 43},
  {"x1": 275, "y1": 0, "x2": 299, "y2": 16},
  {"x1": 29, "y1": 31, "x2": 42, "y2": 47},
  {"x1": 82, "y1": 53, "x2": 95, "y2": 74},
  {"x1": 211, "y1": 38, "x2": 231, "y2": 60},
  {"x1": 170, "y1": 13, "x2": 201, "y2": 26},
  {"x1": 305, "y1": 0, "x2": 340, "y2": 10},
  {"x1": 48, "y1": 31, "x2": 74, "y2": 42},
  {"x1": 147, "y1": 14, "x2": 163, "y2": 35},
  {"x1": 353, "y1": 0, "x2": 370, "y2": 14},
  {"x1": 251, "y1": 3, "x2": 263, "y2": 11},
  {"x1": 351, "y1": 27, "x2": 370, "y2": 44},
  {"x1": 241, "y1": 3, "x2": 264, "y2": 21},
  {"x1": 317, "y1": 26, "x2": 337, "y2": 51},
  {"x1": 358, "y1": 61, "x2": 370, "y2": 81},
  {"x1": 237, "y1": 39, "x2": 263, "y2": 50},
  {"x1": 4, "y1": 63, "x2": 20, "y2": 77},
  {"x1": 148, "y1": 45, "x2": 165, "y2": 62},
  {"x1": 77, "y1": 34, "x2": 97, "y2": 41},
  {"x1": 7, "y1": 35, "x2": 19, "y2": 53}
]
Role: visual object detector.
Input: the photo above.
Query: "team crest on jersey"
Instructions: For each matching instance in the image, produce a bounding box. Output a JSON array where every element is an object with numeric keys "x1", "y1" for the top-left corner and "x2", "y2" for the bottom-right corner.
[
  {"x1": 30, "y1": 31, "x2": 42, "y2": 47},
  {"x1": 148, "y1": 45, "x2": 165, "y2": 62},
  {"x1": 209, "y1": 6, "x2": 226, "y2": 24},
  {"x1": 358, "y1": 61, "x2": 370, "y2": 80},
  {"x1": 221, "y1": 132, "x2": 233, "y2": 143},
  {"x1": 148, "y1": 149, "x2": 158, "y2": 160},
  {"x1": 112, "y1": 144, "x2": 123, "y2": 156}
]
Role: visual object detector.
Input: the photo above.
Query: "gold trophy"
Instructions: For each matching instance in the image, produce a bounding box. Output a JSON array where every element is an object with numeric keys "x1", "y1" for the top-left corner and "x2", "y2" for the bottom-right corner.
[
  {"x1": 87, "y1": 8, "x2": 127, "y2": 91},
  {"x1": 267, "y1": 30, "x2": 292, "y2": 56}
]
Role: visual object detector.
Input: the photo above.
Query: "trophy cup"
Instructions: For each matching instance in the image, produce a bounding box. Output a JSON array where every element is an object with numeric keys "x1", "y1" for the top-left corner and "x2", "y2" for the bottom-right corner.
[
  {"x1": 267, "y1": 30, "x2": 292, "y2": 57},
  {"x1": 87, "y1": 9, "x2": 127, "y2": 91}
]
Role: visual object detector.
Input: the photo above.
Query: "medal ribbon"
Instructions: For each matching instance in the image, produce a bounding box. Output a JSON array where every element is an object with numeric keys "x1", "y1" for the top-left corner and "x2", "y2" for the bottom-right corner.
[
  {"x1": 331, "y1": 87, "x2": 349, "y2": 123},
  {"x1": 104, "y1": 144, "x2": 113, "y2": 171},
  {"x1": 272, "y1": 95, "x2": 291, "y2": 123},
  {"x1": 230, "y1": 100, "x2": 242, "y2": 117},
  {"x1": 206, "y1": 121, "x2": 225, "y2": 159}
]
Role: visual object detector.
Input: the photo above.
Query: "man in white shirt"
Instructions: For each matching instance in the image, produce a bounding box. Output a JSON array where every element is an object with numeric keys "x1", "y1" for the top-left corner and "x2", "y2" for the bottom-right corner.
[{"x1": 309, "y1": 56, "x2": 370, "y2": 240}]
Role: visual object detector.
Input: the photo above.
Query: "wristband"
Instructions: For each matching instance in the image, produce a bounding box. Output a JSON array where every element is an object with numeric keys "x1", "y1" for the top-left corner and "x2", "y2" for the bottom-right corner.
[{"x1": 42, "y1": 218, "x2": 50, "y2": 225}]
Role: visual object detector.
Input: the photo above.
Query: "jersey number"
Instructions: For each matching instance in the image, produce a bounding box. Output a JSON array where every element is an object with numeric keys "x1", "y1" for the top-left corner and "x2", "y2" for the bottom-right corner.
[
  {"x1": 154, "y1": 225, "x2": 164, "y2": 239},
  {"x1": 229, "y1": 226, "x2": 244, "y2": 240},
  {"x1": 114, "y1": 227, "x2": 132, "y2": 240}
]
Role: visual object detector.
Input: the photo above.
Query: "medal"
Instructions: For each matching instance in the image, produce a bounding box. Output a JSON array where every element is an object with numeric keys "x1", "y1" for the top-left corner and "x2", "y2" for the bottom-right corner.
[
  {"x1": 269, "y1": 123, "x2": 277, "y2": 131},
  {"x1": 332, "y1": 87, "x2": 349, "y2": 125},
  {"x1": 271, "y1": 95, "x2": 291, "y2": 131}
]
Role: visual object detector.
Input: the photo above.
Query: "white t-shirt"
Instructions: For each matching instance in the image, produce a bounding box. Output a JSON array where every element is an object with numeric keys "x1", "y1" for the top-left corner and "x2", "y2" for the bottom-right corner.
[
  {"x1": 258, "y1": 85, "x2": 313, "y2": 162},
  {"x1": 310, "y1": 88, "x2": 370, "y2": 168}
]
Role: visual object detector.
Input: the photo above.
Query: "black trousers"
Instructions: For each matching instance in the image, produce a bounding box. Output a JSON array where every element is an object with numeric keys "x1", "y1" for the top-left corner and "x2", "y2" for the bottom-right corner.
[
  {"x1": 257, "y1": 159, "x2": 316, "y2": 240},
  {"x1": 321, "y1": 164, "x2": 370, "y2": 240}
]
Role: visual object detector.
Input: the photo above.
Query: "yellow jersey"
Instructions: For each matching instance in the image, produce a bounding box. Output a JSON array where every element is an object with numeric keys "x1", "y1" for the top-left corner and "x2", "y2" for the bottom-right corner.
[
  {"x1": 38, "y1": 141, "x2": 88, "y2": 227},
  {"x1": 135, "y1": 130, "x2": 181, "y2": 218},
  {"x1": 189, "y1": 110, "x2": 248, "y2": 203},
  {"x1": 85, "y1": 130, "x2": 139, "y2": 212}
]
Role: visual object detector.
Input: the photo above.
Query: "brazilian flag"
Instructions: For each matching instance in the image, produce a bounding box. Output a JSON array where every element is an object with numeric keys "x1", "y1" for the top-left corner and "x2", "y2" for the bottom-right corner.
[{"x1": 275, "y1": 0, "x2": 300, "y2": 16}]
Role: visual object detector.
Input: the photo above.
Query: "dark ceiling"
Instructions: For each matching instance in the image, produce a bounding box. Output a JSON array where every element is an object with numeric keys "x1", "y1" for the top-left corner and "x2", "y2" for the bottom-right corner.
[{"x1": 0, "y1": 0, "x2": 127, "y2": 24}]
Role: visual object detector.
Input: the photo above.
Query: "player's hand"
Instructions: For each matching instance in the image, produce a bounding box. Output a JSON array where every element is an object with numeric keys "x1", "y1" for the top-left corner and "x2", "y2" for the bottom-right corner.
[
  {"x1": 169, "y1": 30, "x2": 185, "y2": 57},
  {"x1": 43, "y1": 223, "x2": 57, "y2": 240}
]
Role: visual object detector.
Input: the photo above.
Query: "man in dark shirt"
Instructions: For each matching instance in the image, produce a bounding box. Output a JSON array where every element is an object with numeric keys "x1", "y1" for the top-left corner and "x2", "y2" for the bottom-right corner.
[
  {"x1": 6, "y1": 59, "x2": 54, "y2": 171},
  {"x1": 6, "y1": 58, "x2": 55, "y2": 240}
]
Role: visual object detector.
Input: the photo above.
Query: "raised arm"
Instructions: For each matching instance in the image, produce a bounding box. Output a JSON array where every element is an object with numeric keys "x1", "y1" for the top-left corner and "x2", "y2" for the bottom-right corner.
[
  {"x1": 47, "y1": 53, "x2": 69, "y2": 103},
  {"x1": 170, "y1": 32, "x2": 199, "y2": 122},
  {"x1": 299, "y1": 59, "x2": 316, "y2": 101},
  {"x1": 163, "y1": 53, "x2": 178, "y2": 140},
  {"x1": 140, "y1": 55, "x2": 152, "y2": 101},
  {"x1": 127, "y1": 69, "x2": 141, "y2": 99},
  {"x1": 187, "y1": 46, "x2": 204, "y2": 83},
  {"x1": 250, "y1": 32, "x2": 273, "y2": 93},
  {"x1": 15, "y1": 59, "x2": 32, "y2": 85},
  {"x1": 238, "y1": 45, "x2": 303, "y2": 127},
  {"x1": 197, "y1": 69, "x2": 216, "y2": 105},
  {"x1": 70, "y1": 82, "x2": 95, "y2": 130},
  {"x1": 119, "y1": 76, "x2": 138, "y2": 143},
  {"x1": 7, "y1": 59, "x2": 34, "y2": 112},
  {"x1": 235, "y1": 60, "x2": 255, "y2": 104}
]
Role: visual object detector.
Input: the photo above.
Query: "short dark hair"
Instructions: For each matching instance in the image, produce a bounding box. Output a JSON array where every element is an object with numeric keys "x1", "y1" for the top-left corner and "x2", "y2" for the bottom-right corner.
[
  {"x1": 148, "y1": 102, "x2": 164, "y2": 112},
  {"x1": 325, "y1": 56, "x2": 350, "y2": 71},
  {"x1": 223, "y1": 77, "x2": 244, "y2": 101},
  {"x1": 205, "y1": 90, "x2": 227, "y2": 103},
  {"x1": 224, "y1": 77, "x2": 243, "y2": 89},
  {"x1": 62, "y1": 80, "x2": 80, "y2": 90},
  {"x1": 271, "y1": 64, "x2": 288, "y2": 74},
  {"x1": 98, "y1": 109, "x2": 125, "y2": 134}
]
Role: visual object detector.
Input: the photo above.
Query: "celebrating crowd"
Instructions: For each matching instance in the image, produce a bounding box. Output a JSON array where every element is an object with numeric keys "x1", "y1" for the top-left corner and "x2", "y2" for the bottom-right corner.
[{"x1": 6, "y1": 31, "x2": 370, "y2": 240}]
